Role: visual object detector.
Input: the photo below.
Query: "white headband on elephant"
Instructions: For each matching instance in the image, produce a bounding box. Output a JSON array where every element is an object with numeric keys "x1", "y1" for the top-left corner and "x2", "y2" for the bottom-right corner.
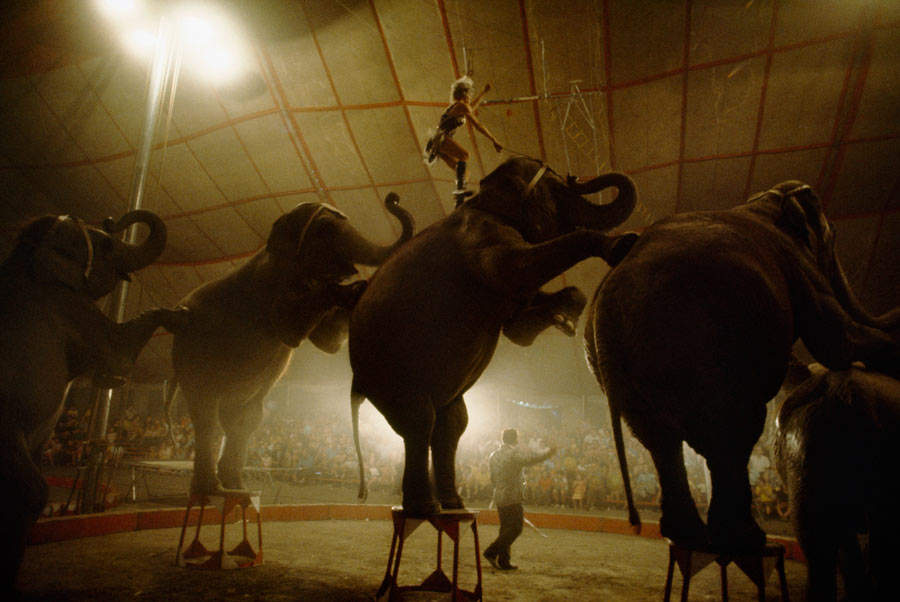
[{"x1": 48, "y1": 215, "x2": 94, "y2": 281}]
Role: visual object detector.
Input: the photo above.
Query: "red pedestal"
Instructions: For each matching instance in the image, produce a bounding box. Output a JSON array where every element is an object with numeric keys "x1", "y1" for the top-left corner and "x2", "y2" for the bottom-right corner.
[
  {"x1": 664, "y1": 540, "x2": 789, "y2": 602},
  {"x1": 175, "y1": 492, "x2": 263, "y2": 570},
  {"x1": 376, "y1": 506, "x2": 483, "y2": 602}
]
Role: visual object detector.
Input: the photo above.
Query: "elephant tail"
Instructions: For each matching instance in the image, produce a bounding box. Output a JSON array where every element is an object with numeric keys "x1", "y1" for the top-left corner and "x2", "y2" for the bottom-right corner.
[
  {"x1": 610, "y1": 401, "x2": 641, "y2": 534},
  {"x1": 163, "y1": 377, "x2": 180, "y2": 450},
  {"x1": 351, "y1": 381, "x2": 368, "y2": 503}
]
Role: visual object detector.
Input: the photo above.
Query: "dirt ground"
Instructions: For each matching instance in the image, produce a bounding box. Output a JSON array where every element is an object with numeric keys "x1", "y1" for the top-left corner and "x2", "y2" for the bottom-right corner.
[
  {"x1": 18, "y1": 518, "x2": 807, "y2": 602},
  {"x1": 18, "y1": 467, "x2": 805, "y2": 601}
]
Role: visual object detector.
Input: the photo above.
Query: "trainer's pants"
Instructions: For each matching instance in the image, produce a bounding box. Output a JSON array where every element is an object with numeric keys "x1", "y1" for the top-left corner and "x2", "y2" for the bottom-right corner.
[{"x1": 484, "y1": 503, "x2": 524, "y2": 566}]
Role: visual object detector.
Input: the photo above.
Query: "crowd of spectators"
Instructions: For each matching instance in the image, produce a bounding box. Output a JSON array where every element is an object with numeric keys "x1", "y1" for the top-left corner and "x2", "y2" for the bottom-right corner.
[{"x1": 42, "y1": 400, "x2": 790, "y2": 523}]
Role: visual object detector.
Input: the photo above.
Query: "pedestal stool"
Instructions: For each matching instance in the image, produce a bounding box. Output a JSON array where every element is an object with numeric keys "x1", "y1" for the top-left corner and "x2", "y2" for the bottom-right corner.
[
  {"x1": 664, "y1": 540, "x2": 789, "y2": 602},
  {"x1": 376, "y1": 507, "x2": 483, "y2": 602},
  {"x1": 175, "y1": 492, "x2": 263, "y2": 570}
]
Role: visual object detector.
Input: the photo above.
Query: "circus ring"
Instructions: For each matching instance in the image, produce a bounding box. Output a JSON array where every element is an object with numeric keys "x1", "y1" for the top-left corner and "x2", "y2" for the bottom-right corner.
[{"x1": 20, "y1": 470, "x2": 809, "y2": 602}]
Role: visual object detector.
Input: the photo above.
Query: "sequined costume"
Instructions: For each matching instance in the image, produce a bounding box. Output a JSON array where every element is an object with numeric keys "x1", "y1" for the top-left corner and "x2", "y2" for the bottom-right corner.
[{"x1": 423, "y1": 103, "x2": 466, "y2": 165}]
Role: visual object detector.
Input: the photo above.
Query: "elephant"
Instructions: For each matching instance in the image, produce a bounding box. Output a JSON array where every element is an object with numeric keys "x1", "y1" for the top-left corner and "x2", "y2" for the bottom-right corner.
[
  {"x1": 775, "y1": 366, "x2": 900, "y2": 602},
  {"x1": 165, "y1": 194, "x2": 414, "y2": 496},
  {"x1": 349, "y1": 156, "x2": 638, "y2": 516},
  {"x1": 0, "y1": 210, "x2": 187, "y2": 593},
  {"x1": 584, "y1": 180, "x2": 900, "y2": 554}
]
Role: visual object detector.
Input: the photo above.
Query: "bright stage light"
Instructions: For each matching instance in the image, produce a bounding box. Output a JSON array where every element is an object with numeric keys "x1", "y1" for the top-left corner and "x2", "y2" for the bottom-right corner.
[
  {"x1": 174, "y1": 5, "x2": 249, "y2": 84},
  {"x1": 178, "y1": 14, "x2": 214, "y2": 45},
  {"x1": 125, "y1": 29, "x2": 157, "y2": 58},
  {"x1": 97, "y1": 0, "x2": 140, "y2": 19},
  {"x1": 97, "y1": 1, "x2": 250, "y2": 84}
]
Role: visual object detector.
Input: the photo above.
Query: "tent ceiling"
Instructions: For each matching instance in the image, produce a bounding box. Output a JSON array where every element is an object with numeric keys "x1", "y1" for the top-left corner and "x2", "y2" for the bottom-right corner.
[{"x1": 1, "y1": 0, "x2": 898, "y2": 399}]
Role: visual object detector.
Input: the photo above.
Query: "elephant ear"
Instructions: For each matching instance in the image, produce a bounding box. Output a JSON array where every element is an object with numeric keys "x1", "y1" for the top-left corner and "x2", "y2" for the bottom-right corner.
[
  {"x1": 472, "y1": 162, "x2": 525, "y2": 213},
  {"x1": 470, "y1": 160, "x2": 544, "y2": 232},
  {"x1": 31, "y1": 215, "x2": 94, "y2": 292}
]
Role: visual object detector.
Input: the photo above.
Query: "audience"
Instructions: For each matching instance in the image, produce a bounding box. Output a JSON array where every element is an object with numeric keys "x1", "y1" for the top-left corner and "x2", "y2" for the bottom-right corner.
[{"x1": 42, "y1": 399, "x2": 790, "y2": 522}]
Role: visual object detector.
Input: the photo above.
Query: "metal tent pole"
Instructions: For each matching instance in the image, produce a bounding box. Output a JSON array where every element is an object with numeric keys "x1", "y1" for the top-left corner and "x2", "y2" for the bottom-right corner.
[{"x1": 80, "y1": 18, "x2": 176, "y2": 513}]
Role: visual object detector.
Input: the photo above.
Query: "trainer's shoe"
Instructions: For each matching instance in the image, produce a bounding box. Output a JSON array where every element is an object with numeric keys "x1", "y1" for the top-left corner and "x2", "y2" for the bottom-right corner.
[
  {"x1": 498, "y1": 563, "x2": 518, "y2": 571},
  {"x1": 483, "y1": 550, "x2": 500, "y2": 570}
]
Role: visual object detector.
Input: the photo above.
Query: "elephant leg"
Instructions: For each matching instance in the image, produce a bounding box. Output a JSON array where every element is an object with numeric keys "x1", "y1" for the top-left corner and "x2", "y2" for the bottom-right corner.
[
  {"x1": 706, "y1": 456, "x2": 766, "y2": 553},
  {"x1": 216, "y1": 394, "x2": 265, "y2": 492},
  {"x1": 502, "y1": 287, "x2": 587, "y2": 345},
  {"x1": 793, "y1": 493, "x2": 841, "y2": 602},
  {"x1": 113, "y1": 306, "x2": 190, "y2": 361},
  {"x1": 867, "y1": 503, "x2": 900, "y2": 601},
  {"x1": 644, "y1": 436, "x2": 708, "y2": 549},
  {"x1": 431, "y1": 396, "x2": 468, "y2": 510},
  {"x1": 1, "y1": 430, "x2": 49, "y2": 594},
  {"x1": 186, "y1": 392, "x2": 224, "y2": 495},
  {"x1": 701, "y1": 401, "x2": 767, "y2": 553},
  {"x1": 377, "y1": 397, "x2": 438, "y2": 516},
  {"x1": 93, "y1": 307, "x2": 190, "y2": 387}
]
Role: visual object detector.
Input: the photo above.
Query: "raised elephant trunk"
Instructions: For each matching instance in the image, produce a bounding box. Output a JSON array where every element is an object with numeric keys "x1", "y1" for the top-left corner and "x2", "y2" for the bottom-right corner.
[
  {"x1": 566, "y1": 172, "x2": 637, "y2": 231},
  {"x1": 103, "y1": 209, "x2": 168, "y2": 275},
  {"x1": 342, "y1": 193, "x2": 415, "y2": 266},
  {"x1": 828, "y1": 244, "x2": 900, "y2": 331}
]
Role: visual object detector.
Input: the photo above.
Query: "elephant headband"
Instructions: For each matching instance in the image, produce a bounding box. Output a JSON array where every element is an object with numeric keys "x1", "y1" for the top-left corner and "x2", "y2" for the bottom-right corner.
[
  {"x1": 524, "y1": 163, "x2": 549, "y2": 197},
  {"x1": 294, "y1": 203, "x2": 346, "y2": 254},
  {"x1": 48, "y1": 215, "x2": 94, "y2": 281}
]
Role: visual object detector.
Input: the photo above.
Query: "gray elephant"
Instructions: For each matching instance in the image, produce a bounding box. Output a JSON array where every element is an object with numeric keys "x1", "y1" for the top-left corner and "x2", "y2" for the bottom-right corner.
[
  {"x1": 775, "y1": 366, "x2": 900, "y2": 602},
  {"x1": 584, "y1": 181, "x2": 899, "y2": 553},
  {"x1": 349, "y1": 157, "x2": 637, "y2": 516},
  {"x1": 166, "y1": 194, "x2": 413, "y2": 496},
  {"x1": 0, "y1": 210, "x2": 186, "y2": 593}
]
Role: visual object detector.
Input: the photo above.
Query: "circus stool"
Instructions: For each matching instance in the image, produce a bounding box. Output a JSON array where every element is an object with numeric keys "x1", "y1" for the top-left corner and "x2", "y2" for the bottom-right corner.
[
  {"x1": 664, "y1": 540, "x2": 789, "y2": 602},
  {"x1": 376, "y1": 506, "x2": 483, "y2": 602},
  {"x1": 175, "y1": 492, "x2": 263, "y2": 570}
]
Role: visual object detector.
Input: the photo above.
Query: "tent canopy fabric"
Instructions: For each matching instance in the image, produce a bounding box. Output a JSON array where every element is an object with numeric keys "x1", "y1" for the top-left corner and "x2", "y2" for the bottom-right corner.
[{"x1": 0, "y1": 0, "x2": 897, "y2": 395}]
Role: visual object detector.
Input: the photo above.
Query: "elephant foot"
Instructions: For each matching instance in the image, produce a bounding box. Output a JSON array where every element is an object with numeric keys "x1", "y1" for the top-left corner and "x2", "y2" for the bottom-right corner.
[
  {"x1": 92, "y1": 371, "x2": 127, "y2": 389},
  {"x1": 660, "y1": 512, "x2": 710, "y2": 551},
  {"x1": 709, "y1": 518, "x2": 766, "y2": 554},
  {"x1": 337, "y1": 280, "x2": 368, "y2": 308},
  {"x1": 552, "y1": 313, "x2": 577, "y2": 336},
  {"x1": 401, "y1": 499, "x2": 442, "y2": 517},
  {"x1": 604, "y1": 232, "x2": 639, "y2": 267},
  {"x1": 158, "y1": 306, "x2": 190, "y2": 334},
  {"x1": 438, "y1": 495, "x2": 466, "y2": 511},
  {"x1": 190, "y1": 474, "x2": 225, "y2": 498}
]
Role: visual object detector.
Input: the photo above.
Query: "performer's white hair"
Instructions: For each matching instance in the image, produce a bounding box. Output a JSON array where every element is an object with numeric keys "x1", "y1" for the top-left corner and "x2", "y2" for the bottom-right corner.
[{"x1": 451, "y1": 76, "x2": 474, "y2": 101}]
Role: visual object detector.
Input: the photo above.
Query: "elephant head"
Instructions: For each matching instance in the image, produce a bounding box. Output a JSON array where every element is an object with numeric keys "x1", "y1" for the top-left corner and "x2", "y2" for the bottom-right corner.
[
  {"x1": 266, "y1": 193, "x2": 414, "y2": 347},
  {"x1": 746, "y1": 181, "x2": 900, "y2": 333},
  {"x1": 267, "y1": 193, "x2": 414, "y2": 283},
  {"x1": 23, "y1": 209, "x2": 167, "y2": 299},
  {"x1": 469, "y1": 156, "x2": 636, "y2": 242}
]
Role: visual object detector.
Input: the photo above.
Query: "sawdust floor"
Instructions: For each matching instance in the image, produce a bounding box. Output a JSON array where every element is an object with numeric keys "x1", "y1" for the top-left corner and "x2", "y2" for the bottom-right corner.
[{"x1": 18, "y1": 516, "x2": 807, "y2": 601}]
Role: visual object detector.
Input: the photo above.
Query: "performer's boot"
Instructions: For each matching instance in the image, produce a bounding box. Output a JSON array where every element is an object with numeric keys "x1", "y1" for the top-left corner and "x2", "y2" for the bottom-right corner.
[
  {"x1": 455, "y1": 161, "x2": 467, "y2": 191},
  {"x1": 454, "y1": 161, "x2": 472, "y2": 207}
]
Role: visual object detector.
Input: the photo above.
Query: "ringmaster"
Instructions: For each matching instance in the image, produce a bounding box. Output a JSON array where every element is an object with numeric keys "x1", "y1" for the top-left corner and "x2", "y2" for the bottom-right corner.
[{"x1": 484, "y1": 428, "x2": 556, "y2": 570}]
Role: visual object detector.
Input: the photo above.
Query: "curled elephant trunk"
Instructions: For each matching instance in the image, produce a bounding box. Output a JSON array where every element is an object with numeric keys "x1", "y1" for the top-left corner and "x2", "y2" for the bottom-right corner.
[
  {"x1": 103, "y1": 209, "x2": 168, "y2": 275},
  {"x1": 342, "y1": 192, "x2": 415, "y2": 266},
  {"x1": 829, "y1": 244, "x2": 900, "y2": 331},
  {"x1": 566, "y1": 172, "x2": 637, "y2": 231}
]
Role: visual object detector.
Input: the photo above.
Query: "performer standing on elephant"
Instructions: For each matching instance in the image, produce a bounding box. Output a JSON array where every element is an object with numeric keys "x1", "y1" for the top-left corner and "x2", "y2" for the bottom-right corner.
[
  {"x1": 483, "y1": 428, "x2": 556, "y2": 571},
  {"x1": 424, "y1": 75, "x2": 503, "y2": 202}
]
